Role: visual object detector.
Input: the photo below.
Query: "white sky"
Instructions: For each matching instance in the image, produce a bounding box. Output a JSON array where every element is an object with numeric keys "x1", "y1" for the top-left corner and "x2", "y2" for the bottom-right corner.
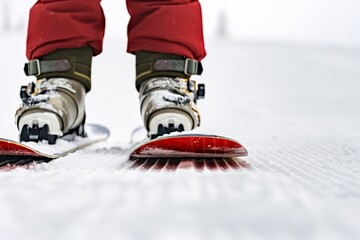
[{"x1": 1, "y1": 0, "x2": 360, "y2": 46}]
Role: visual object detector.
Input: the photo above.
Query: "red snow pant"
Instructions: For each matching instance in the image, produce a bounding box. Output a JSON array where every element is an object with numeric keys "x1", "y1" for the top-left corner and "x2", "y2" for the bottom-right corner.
[{"x1": 26, "y1": 0, "x2": 206, "y2": 61}]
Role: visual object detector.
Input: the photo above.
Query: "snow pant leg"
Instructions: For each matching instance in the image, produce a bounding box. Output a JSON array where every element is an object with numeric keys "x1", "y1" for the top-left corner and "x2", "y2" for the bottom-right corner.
[
  {"x1": 126, "y1": 0, "x2": 206, "y2": 61},
  {"x1": 26, "y1": 0, "x2": 105, "y2": 60}
]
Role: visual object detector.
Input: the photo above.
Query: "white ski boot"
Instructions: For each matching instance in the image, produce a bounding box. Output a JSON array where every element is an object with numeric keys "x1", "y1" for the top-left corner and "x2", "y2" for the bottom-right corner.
[
  {"x1": 15, "y1": 46, "x2": 92, "y2": 144},
  {"x1": 139, "y1": 77, "x2": 205, "y2": 138},
  {"x1": 15, "y1": 78, "x2": 86, "y2": 144},
  {"x1": 135, "y1": 51, "x2": 205, "y2": 139}
]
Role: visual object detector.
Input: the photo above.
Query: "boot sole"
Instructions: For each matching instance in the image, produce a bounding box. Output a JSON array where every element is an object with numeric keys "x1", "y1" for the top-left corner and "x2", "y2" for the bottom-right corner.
[
  {"x1": 148, "y1": 109, "x2": 194, "y2": 139},
  {"x1": 18, "y1": 112, "x2": 63, "y2": 144}
]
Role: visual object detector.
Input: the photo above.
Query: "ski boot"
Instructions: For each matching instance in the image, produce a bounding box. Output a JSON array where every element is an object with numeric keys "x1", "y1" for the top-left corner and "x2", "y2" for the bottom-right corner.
[
  {"x1": 15, "y1": 47, "x2": 93, "y2": 144},
  {"x1": 136, "y1": 51, "x2": 205, "y2": 139}
]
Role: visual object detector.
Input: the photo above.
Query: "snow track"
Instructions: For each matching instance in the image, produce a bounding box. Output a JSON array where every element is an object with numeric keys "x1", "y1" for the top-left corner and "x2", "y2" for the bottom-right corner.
[{"x1": 1, "y1": 36, "x2": 360, "y2": 239}]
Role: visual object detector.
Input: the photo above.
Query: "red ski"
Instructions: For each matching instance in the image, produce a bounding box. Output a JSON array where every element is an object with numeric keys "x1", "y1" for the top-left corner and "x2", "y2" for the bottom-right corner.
[
  {"x1": 130, "y1": 134, "x2": 248, "y2": 159},
  {"x1": 0, "y1": 124, "x2": 109, "y2": 168},
  {"x1": 129, "y1": 134, "x2": 249, "y2": 171}
]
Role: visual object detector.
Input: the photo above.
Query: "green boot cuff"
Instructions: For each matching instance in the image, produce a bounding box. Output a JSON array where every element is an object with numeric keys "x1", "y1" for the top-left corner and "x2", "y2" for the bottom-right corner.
[{"x1": 35, "y1": 46, "x2": 93, "y2": 92}]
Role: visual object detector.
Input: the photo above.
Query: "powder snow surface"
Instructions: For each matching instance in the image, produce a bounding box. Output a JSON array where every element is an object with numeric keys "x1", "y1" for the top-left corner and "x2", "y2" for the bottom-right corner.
[{"x1": 1, "y1": 34, "x2": 360, "y2": 240}]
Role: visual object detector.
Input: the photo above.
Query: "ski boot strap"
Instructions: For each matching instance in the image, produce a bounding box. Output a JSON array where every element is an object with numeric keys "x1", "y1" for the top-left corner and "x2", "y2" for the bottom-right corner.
[
  {"x1": 152, "y1": 58, "x2": 203, "y2": 76},
  {"x1": 23, "y1": 46, "x2": 93, "y2": 92},
  {"x1": 24, "y1": 59, "x2": 71, "y2": 77}
]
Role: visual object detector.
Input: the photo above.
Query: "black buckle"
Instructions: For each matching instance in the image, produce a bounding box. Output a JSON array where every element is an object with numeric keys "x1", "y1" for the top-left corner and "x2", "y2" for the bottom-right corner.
[{"x1": 196, "y1": 83, "x2": 205, "y2": 100}]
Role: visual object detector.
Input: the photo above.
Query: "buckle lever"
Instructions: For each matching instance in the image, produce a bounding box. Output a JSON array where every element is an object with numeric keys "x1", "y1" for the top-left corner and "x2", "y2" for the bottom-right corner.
[
  {"x1": 184, "y1": 59, "x2": 199, "y2": 75},
  {"x1": 25, "y1": 59, "x2": 41, "y2": 76},
  {"x1": 196, "y1": 83, "x2": 205, "y2": 100}
]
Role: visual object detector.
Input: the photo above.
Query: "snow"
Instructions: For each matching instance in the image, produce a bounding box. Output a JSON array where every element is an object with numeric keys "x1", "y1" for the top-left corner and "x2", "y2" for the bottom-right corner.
[{"x1": 1, "y1": 23, "x2": 360, "y2": 240}]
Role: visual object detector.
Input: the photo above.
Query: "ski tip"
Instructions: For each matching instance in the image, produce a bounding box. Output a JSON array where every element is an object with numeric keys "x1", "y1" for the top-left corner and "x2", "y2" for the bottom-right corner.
[{"x1": 130, "y1": 134, "x2": 248, "y2": 159}]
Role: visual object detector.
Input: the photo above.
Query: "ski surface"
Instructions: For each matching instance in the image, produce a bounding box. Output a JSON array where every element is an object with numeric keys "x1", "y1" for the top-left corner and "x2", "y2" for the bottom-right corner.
[{"x1": 0, "y1": 124, "x2": 109, "y2": 167}]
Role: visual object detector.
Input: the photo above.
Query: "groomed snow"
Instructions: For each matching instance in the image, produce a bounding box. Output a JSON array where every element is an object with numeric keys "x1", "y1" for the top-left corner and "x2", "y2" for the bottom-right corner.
[{"x1": 1, "y1": 32, "x2": 360, "y2": 240}]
